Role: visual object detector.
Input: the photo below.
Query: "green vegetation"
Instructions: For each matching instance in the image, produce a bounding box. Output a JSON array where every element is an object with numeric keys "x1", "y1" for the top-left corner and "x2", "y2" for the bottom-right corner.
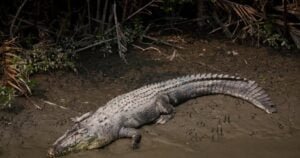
[
  {"x1": 0, "y1": 39, "x2": 75, "y2": 109},
  {"x1": 24, "y1": 43, "x2": 76, "y2": 74},
  {"x1": 161, "y1": 0, "x2": 193, "y2": 15},
  {"x1": 259, "y1": 22, "x2": 291, "y2": 49},
  {"x1": 0, "y1": 86, "x2": 15, "y2": 108}
]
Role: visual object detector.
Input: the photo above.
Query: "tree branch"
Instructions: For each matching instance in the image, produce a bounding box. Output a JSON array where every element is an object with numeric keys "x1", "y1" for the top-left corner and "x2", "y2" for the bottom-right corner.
[{"x1": 10, "y1": 0, "x2": 28, "y2": 38}]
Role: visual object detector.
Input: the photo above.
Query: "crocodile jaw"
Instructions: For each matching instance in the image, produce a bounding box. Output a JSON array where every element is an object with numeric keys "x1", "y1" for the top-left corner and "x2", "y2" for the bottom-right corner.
[{"x1": 47, "y1": 137, "x2": 109, "y2": 157}]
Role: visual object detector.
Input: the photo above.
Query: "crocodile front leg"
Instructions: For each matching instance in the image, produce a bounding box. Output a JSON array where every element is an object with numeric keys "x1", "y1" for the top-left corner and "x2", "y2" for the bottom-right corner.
[{"x1": 119, "y1": 127, "x2": 142, "y2": 149}]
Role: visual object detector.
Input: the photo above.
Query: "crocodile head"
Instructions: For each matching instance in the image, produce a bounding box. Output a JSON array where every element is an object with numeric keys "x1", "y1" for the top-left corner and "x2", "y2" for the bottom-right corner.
[{"x1": 47, "y1": 122, "x2": 109, "y2": 157}]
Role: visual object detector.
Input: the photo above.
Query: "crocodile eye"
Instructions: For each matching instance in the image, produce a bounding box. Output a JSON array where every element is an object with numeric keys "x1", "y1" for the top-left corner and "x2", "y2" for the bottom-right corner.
[{"x1": 70, "y1": 124, "x2": 80, "y2": 131}]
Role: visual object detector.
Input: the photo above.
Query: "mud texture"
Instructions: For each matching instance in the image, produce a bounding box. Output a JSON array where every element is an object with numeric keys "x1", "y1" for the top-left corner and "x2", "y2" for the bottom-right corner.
[{"x1": 0, "y1": 36, "x2": 299, "y2": 158}]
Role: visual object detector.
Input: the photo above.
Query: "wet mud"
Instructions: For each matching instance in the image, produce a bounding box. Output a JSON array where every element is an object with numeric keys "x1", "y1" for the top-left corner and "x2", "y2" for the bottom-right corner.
[{"x1": 0, "y1": 36, "x2": 299, "y2": 158}]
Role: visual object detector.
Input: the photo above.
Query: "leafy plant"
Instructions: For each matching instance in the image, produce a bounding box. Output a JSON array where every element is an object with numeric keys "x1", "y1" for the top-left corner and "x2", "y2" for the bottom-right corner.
[
  {"x1": 259, "y1": 22, "x2": 291, "y2": 49},
  {"x1": 161, "y1": 0, "x2": 193, "y2": 15},
  {"x1": 124, "y1": 18, "x2": 144, "y2": 43},
  {"x1": 0, "y1": 38, "x2": 30, "y2": 108},
  {"x1": 0, "y1": 86, "x2": 15, "y2": 108},
  {"x1": 211, "y1": 0, "x2": 295, "y2": 48},
  {"x1": 24, "y1": 42, "x2": 76, "y2": 74},
  {"x1": 0, "y1": 38, "x2": 75, "y2": 109}
]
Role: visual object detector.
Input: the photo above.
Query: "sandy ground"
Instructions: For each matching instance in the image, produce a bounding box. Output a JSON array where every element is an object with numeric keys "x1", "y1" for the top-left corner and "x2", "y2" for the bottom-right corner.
[{"x1": 0, "y1": 36, "x2": 299, "y2": 158}]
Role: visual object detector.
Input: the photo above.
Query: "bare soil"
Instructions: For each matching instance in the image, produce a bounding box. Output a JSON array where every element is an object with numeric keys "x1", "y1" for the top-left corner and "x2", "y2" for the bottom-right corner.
[{"x1": 0, "y1": 36, "x2": 299, "y2": 158}]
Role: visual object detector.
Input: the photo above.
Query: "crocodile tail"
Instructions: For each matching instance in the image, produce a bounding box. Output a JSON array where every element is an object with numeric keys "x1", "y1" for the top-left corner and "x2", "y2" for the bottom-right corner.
[
  {"x1": 165, "y1": 74, "x2": 276, "y2": 113},
  {"x1": 209, "y1": 78, "x2": 276, "y2": 113}
]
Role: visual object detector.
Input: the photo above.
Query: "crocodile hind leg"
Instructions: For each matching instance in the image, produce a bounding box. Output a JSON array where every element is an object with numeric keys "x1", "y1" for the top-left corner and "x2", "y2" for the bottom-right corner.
[
  {"x1": 155, "y1": 95, "x2": 175, "y2": 124},
  {"x1": 119, "y1": 127, "x2": 142, "y2": 149}
]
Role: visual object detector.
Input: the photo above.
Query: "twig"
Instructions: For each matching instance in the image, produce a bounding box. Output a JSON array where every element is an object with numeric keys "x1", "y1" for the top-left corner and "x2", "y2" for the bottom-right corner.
[
  {"x1": 195, "y1": 61, "x2": 222, "y2": 72},
  {"x1": 113, "y1": 1, "x2": 127, "y2": 63},
  {"x1": 42, "y1": 99, "x2": 68, "y2": 110},
  {"x1": 25, "y1": 94, "x2": 41, "y2": 110},
  {"x1": 138, "y1": 24, "x2": 152, "y2": 42},
  {"x1": 125, "y1": 0, "x2": 157, "y2": 21},
  {"x1": 169, "y1": 49, "x2": 184, "y2": 61},
  {"x1": 153, "y1": 17, "x2": 208, "y2": 28},
  {"x1": 101, "y1": 0, "x2": 109, "y2": 33},
  {"x1": 132, "y1": 44, "x2": 162, "y2": 54},
  {"x1": 159, "y1": 27, "x2": 183, "y2": 34},
  {"x1": 8, "y1": 15, "x2": 55, "y2": 35},
  {"x1": 88, "y1": 17, "x2": 107, "y2": 25},
  {"x1": 209, "y1": 20, "x2": 241, "y2": 34},
  {"x1": 122, "y1": 0, "x2": 128, "y2": 22},
  {"x1": 283, "y1": 0, "x2": 288, "y2": 37},
  {"x1": 168, "y1": 49, "x2": 177, "y2": 61},
  {"x1": 72, "y1": 38, "x2": 116, "y2": 54},
  {"x1": 212, "y1": 11, "x2": 233, "y2": 38},
  {"x1": 232, "y1": 20, "x2": 240, "y2": 35},
  {"x1": 96, "y1": 0, "x2": 101, "y2": 21},
  {"x1": 197, "y1": 0, "x2": 206, "y2": 28},
  {"x1": 10, "y1": 0, "x2": 28, "y2": 38},
  {"x1": 143, "y1": 35, "x2": 184, "y2": 49},
  {"x1": 107, "y1": 8, "x2": 114, "y2": 30},
  {"x1": 86, "y1": 0, "x2": 91, "y2": 33}
]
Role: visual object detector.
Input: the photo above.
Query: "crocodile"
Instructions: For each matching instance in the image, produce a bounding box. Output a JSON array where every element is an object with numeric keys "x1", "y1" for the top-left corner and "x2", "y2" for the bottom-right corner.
[{"x1": 47, "y1": 73, "x2": 276, "y2": 157}]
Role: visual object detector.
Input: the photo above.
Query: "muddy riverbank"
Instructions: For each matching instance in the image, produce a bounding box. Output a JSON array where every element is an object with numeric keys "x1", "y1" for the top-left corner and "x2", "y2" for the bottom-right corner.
[{"x1": 1, "y1": 36, "x2": 299, "y2": 158}]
